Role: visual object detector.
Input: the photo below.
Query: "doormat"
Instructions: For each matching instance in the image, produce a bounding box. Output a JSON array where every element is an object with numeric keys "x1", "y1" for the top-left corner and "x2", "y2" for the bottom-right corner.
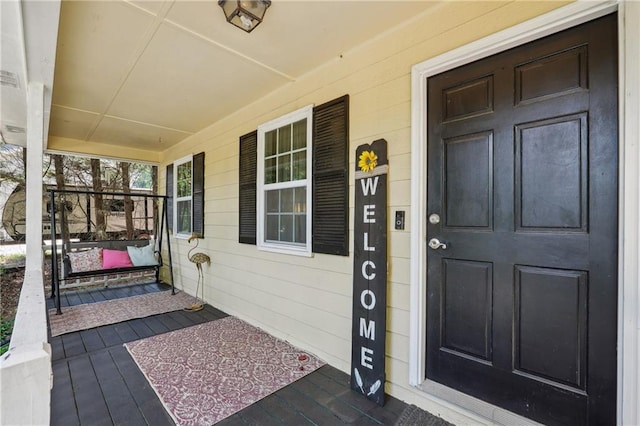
[
  {"x1": 49, "y1": 290, "x2": 194, "y2": 337},
  {"x1": 124, "y1": 316, "x2": 325, "y2": 426},
  {"x1": 395, "y1": 404, "x2": 454, "y2": 426}
]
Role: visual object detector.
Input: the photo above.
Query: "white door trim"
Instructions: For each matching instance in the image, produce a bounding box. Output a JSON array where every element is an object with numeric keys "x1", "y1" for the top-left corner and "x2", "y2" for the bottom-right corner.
[{"x1": 409, "y1": 1, "x2": 639, "y2": 424}]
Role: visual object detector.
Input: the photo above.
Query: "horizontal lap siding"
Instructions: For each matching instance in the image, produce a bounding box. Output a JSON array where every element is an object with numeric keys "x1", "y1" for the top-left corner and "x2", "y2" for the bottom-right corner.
[{"x1": 158, "y1": 0, "x2": 568, "y2": 417}]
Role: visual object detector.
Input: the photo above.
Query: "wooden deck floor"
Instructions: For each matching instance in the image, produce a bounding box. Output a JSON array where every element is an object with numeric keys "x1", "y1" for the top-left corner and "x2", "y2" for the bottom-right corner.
[{"x1": 47, "y1": 283, "x2": 412, "y2": 425}]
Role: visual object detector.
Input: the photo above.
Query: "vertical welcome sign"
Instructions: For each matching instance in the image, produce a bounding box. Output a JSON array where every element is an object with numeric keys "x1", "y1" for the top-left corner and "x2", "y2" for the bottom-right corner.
[{"x1": 351, "y1": 139, "x2": 388, "y2": 406}]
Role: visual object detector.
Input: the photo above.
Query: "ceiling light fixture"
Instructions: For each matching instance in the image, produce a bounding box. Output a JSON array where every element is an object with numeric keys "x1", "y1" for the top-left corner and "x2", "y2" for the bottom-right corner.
[{"x1": 218, "y1": 0, "x2": 271, "y2": 33}]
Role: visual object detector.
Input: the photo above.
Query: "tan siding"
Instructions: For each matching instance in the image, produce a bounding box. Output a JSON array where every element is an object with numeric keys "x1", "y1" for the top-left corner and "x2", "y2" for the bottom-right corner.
[{"x1": 159, "y1": 0, "x2": 571, "y2": 419}]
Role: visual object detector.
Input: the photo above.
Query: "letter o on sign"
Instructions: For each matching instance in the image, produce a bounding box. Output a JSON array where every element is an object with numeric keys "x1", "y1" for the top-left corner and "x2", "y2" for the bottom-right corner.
[{"x1": 360, "y1": 289, "x2": 376, "y2": 310}]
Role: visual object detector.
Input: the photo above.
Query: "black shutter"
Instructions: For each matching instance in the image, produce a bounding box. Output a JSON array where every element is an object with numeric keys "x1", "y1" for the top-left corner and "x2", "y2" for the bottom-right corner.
[
  {"x1": 312, "y1": 94, "x2": 349, "y2": 256},
  {"x1": 239, "y1": 131, "x2": 257, "y2": 244},
  {"x1": 192, "y1": 152, "x2": 205, "y2": 236},
  {"x1": 165, "y1": 164, "x2": 173, "y2": 232}
]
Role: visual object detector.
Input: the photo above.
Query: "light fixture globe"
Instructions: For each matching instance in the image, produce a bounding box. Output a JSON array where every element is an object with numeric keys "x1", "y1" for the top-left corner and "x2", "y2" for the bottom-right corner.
[{"x1": 218, "y1": 0, "x2": 271, "y2": 33}]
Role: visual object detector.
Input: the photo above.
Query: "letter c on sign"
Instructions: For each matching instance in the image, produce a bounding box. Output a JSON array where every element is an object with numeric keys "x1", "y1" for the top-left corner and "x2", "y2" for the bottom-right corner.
[
  {"x1": 360, "y1": 289, "x2": 376, "y2": 310},
  {"x1": 361, "y1": 260, "x2": 376, "y2": 280}
]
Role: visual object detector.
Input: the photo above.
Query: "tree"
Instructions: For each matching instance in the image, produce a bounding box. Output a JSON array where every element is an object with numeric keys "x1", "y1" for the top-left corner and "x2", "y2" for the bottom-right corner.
[
  {"x1": 52, "y1": 154, "x2": 71, "y2": 244},
  {"x1": 0, "y1": 144, "x2": 27, "y2": 187},
  {"x1": 90, "y1": 159, "x2": 106, "y2": 240},
  {"x1": 121, "y1": 162, "x2": 134, "y2": 239},
  {"x1": 1, "y1": 144, "x2": 156, "y2": 241}
]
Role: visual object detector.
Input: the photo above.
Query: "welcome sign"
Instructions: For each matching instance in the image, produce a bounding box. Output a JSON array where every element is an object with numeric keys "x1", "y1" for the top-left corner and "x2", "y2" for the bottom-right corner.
[{"x1": 350, "y1": 139, "x2": 388, "y2": 406}]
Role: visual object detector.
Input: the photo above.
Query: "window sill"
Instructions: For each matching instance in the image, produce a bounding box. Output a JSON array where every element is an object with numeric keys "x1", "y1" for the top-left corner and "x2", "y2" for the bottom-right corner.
[
  {"x1": 174, "y1": 233, "x2": 191, "y2": 240},
  {"x1": 257, "y1": 244, "x2": 313, "y2": 258}
]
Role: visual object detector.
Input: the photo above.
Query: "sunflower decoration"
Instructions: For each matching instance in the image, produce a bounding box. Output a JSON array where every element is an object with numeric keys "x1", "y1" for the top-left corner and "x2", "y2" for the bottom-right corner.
[{"x1": 359, "y1": 150, "x2": 378, "y2": 173}]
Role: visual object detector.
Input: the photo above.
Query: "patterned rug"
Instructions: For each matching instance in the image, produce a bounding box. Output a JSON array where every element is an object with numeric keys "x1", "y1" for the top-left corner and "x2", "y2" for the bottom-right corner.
[
  {"x1": 49, "y1": 291, "x2": 195, "y2": 337},
  {"x1": 395, "y1": 404, "x2": 454, "y2": 426},
  {"x1": 124, "y1": 316, "x2": 325, "y2": 426}
]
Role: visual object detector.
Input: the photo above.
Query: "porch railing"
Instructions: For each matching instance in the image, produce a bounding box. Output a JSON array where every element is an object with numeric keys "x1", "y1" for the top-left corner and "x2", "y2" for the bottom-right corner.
[{"x1": 0, "y1": 266, "x2": 52, "y2": 425}]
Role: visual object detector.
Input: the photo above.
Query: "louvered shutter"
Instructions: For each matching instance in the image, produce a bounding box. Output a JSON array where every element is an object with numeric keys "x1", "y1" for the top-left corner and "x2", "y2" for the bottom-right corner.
[
  {"x1": 239, "y1": 131, "x2": 257, "y2": 244},
  {"x1": 312, "y1": 95, "x2": 349, "y2": 255},
  {"x1": 192, "y1": 152, "x2": 205, "y2": 236},
  {"x1": 165, "y1": 164, "x2": 173, "y2": 232}
]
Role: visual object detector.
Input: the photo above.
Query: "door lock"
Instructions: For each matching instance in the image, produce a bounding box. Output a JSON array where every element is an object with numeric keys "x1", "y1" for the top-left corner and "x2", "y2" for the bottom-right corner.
[{"x1": 428, "y1": 238, "x2": 447, "y2": 250}]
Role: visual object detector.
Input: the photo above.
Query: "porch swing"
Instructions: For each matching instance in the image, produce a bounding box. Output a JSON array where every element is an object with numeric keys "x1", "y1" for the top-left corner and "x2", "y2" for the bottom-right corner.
[{"x1": 49, "y1": 189, "x2": 175, "y2": 315}]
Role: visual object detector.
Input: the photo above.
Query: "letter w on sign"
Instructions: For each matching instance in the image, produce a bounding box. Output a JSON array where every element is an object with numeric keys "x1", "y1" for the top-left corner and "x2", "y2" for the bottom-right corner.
[{"x1": 350, "y1": 139, "x2": 388, "y2": 406}]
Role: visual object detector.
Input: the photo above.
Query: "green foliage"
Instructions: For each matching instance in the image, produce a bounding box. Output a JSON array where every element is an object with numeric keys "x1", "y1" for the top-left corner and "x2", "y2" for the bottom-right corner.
[
  {"x1": 0, "y1": 253, "x2": 26, "y2": 264},
  {"x1": 176, "y1": 161, "x2": 192, "y2": 197},
  {"x1": 130, "y1": 163, "x2": 153, "y2": 189},
  {"x1": 0, "y1": 318, "x2": 14, "y2": 355}
]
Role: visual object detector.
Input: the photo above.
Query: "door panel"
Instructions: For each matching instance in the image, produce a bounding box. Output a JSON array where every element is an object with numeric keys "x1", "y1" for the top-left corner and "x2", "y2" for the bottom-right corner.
[
  {"x1": 514, "y1": 266, "x2": 587, "y2": 390},
  {"x1": 515, "y1": 114, "x2": 588, "y2": 231},
  {"x1": 426, "y1": 14, "x2": 617, "y2": 425},
  {"x1": 444, "y1": 132, "x2": 493, "y2": 229},
  {"x1": 442, "y1": 259, "x2": 493, "y2": 361}
]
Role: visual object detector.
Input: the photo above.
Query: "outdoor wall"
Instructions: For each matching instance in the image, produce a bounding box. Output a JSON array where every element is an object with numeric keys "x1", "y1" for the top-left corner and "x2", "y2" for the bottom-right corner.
[{"x1": 160, "y1": 1, "x2": 569, "y2": 421}]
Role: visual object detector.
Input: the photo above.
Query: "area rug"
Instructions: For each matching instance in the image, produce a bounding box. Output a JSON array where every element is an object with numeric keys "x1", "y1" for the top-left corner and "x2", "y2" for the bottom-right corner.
[
  {"x1": 124, "y1": 316, "x2": 325, "y2": 426},
  {"x1": 395, "y1": 404, "x2": 454, "y2": 426},
  {"x1": 49, "y1": 291, "x2": 195, "y2": 337}
]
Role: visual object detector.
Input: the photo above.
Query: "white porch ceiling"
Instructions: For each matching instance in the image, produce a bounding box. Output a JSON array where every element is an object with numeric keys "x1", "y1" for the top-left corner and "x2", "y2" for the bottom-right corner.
[{"x1": 24, "y1": 0, "x2": 437, "y2": 154}]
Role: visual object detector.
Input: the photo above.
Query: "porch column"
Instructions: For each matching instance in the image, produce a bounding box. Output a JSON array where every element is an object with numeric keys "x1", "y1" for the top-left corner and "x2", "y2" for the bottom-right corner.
[
  {"x1": 25, "y1": 82, "x2": 44, "y2": 270},
  {"x1": 0, "y1": 82, "x2": 52, "y2": 426}
]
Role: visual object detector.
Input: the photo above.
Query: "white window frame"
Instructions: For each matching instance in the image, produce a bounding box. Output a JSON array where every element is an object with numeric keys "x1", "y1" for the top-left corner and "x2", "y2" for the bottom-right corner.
[
  {"x1": 173, "y1": 154, "x2": 193, "y2": 239},
  {"x1": 257, "y1": 105, "x2": 313, "y2": 256}
]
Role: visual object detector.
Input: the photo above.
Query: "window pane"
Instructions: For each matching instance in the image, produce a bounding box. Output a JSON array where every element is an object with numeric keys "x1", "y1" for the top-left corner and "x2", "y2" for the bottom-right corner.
[
  {"x1": 280, "y1": 188, "x2": 293, "y2": 213},
  {"x1": 293, "y1": 119, "x2": 307, "y2": 150},
  {"x1": 294, "y1": 187, "x2": 306, "y2": 213},
  {"x1": 292, "y1": 151, "x2": 306, "y2": 181},
  {"x1": 279, "y1": 214, "x2": 293, "y2": 242},
  {"x1": 295, "y1": 213, "x2": 306, "y2": 243},
  {"x1": 265, "y1": 130, "x2": 277, "y2": 157},
  {"x1": 176, "y1": 162, "x2": 192, "y2": 198},
  {"x1": 265, "y1": 158, "x2": 276, "y2": 184},
  {"x1": 177, "y1": 200, "x2": 191, "y2": 234},
  {"x1": 277, "y1": 154, "x2": 291, "y2": 183},
  {"x1": 264, "y1": 187, "x2": 306, "y2": 245},
  {"x1": 266, "y1": 215, "x2": 278, "y2": 241},
  {"x1": 278, "y1": 125, "x2": 291, "y2": 153},
  {"x1": 266, "y1": 190, "x2": 279, "y2": 213}
]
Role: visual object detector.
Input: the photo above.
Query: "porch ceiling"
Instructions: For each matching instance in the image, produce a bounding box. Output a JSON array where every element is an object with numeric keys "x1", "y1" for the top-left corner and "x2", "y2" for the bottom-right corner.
[{"x1": 1, "y1": 0, "x2": 437, "y2": 159}]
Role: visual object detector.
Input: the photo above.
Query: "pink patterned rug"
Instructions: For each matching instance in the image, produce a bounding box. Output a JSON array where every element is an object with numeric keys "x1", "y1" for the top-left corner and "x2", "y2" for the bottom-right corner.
[
  {"x1": 49, "y1": 291, "x2": 195, "y2": 337},
  {"x1": 124, "y1": 316, "x2": 325, "y2": 426}
]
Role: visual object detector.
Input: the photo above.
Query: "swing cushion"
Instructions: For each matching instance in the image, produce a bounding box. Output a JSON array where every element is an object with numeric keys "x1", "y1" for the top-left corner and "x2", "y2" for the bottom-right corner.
[
  {"x1": 102, "y1": 249, "x2": 133, "y2": 269},
  {"x1": 68, "y1": 248, "x2": 103, "y2": 273},
  {"x1": 127, "y1": 243, "x2": 158, "y2": 267}
]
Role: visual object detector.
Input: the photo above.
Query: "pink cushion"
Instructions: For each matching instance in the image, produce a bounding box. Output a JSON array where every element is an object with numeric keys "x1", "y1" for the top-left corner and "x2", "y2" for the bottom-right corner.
[
  {"x1": 102, "y1": 249, "x2": 133, "y2": 269},
  {"x1": 68, "y1": 248, "x2": 103, "y2": 273}
]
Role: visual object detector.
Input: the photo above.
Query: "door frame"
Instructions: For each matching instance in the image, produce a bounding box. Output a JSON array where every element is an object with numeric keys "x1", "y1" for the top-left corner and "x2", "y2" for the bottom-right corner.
[{"x1": 409, "y1": 1, "x2": 640, "y2": 424}]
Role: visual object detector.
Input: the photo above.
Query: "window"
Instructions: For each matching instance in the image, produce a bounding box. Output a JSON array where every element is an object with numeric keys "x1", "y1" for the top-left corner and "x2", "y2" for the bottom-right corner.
[
  {"x1": 257, "y1": 106, "x2": 313, "y2": 255},
  {"x1": 166, "y1": 152, "x2": 205, "y2": 238},
  {"x1": 174, "y1": 156, "x2": 192, "y2": 236},
  {"x1": 239, "y1": 95, "x2": 349, "y2": 256}
]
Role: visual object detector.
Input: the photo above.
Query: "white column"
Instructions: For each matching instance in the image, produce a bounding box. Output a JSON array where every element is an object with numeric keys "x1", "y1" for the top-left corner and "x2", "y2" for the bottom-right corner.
[
  {"x1": 25, "y1": 82, "x2": 44, "y2": 271},
  {"x1": 0, "y1": 82, "x2": 51, "y2": 426}
]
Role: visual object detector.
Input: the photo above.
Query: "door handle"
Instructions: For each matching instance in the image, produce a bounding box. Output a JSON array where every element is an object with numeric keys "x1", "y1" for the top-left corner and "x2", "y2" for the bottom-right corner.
[{"x1": 428, "y1": 238, "x2": 447, "y2": 250}]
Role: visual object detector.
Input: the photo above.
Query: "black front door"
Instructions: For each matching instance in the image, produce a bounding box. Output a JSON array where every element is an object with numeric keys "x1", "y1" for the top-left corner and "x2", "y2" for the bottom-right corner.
[{"x1": 426, "y1": 14, "x2": 618, "y2": 425}]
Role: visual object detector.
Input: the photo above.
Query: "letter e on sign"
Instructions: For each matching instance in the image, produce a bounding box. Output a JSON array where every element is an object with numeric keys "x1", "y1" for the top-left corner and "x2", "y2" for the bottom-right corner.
[
  {"x1": 364, "y1": 205, "x2": 376, "y2": 223},
  {"x1": 361, "y1": 347, "x2": 374, "y2": 369}
]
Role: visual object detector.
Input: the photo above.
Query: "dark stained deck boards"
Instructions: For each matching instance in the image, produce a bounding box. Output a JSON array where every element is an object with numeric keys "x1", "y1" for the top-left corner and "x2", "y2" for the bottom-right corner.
[
  {"x1": 79, "y1": 328, "x2": 106, "y2": 353},
  {"x1": 49, "y1": 283, "x2": 416, "y2": 425}
]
